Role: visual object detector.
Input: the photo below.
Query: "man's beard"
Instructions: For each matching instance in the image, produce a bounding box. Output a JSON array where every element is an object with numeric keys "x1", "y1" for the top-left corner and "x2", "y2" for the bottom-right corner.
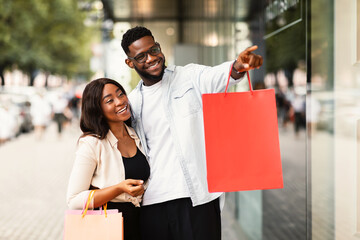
[{"x1": 134, "y1": 59, "x2": 166, "y2": 83}]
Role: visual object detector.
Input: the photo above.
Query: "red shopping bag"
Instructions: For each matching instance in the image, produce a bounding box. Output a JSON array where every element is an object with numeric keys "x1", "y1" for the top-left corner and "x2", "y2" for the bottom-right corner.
[{"x1": 202, "y1": 66, "x2": 283, "y2": 192}]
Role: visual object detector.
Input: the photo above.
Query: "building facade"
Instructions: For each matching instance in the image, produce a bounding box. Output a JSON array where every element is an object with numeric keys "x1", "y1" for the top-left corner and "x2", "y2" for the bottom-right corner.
[{"x1": 99, "y1": 0, "x2": 360, "y2": 239}]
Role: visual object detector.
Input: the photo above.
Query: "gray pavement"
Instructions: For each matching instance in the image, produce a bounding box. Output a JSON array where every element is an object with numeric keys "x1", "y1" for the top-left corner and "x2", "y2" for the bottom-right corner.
[
  {"x1": 262, "y1": 127, "x2": 307, "y2": 240},
  {"x1": 221, "y1": 127, "x2": 308, "y2": 240},
  {"x1": 0, "y1": 124, "x2": 240, "y2": 240},
  {"x1": 0, "y1": 124, "x2": 78, "y2": 240}
]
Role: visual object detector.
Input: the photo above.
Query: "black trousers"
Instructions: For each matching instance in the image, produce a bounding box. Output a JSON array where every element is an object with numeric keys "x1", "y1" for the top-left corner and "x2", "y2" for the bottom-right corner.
[
  {"x1": 140, "y1": 198, "x2": 221, "y2": 240},
  {"x1": 107, "y1": 201, "x2": 141, "y2": 240}
]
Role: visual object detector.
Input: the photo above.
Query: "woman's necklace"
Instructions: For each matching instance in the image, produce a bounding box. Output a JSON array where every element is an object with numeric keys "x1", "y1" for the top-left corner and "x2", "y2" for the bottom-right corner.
[
  {"x1": 114, "y1": 125, "x2": 133, "y2": 145},
  {"x1": 117, "y1": 132, "x2": 134, "y2": 145},
  {"x1": 119, "y1": 136, "x2": 131, "y2": 144}
]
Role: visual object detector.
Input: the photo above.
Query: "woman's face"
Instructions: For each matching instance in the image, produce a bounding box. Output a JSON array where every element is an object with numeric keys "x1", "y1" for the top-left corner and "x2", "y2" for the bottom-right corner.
[{"x1": 101, "y1": 83, "x2": 131, "y2": 124}]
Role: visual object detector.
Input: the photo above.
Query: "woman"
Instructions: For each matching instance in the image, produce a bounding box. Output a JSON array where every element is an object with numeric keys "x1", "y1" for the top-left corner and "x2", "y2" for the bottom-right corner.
[{"x1": 67, "y1": 78, "x2": 150, "y2": 240}]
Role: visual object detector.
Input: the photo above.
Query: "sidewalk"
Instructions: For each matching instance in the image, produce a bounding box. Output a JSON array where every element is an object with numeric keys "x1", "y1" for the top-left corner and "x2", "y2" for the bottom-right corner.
[
  {"x1": 0, "y1": 124, "x2": 79, "y2": 240},
  {"x1": 0, "y1": 124, "x2": 240, "y2": 240}
]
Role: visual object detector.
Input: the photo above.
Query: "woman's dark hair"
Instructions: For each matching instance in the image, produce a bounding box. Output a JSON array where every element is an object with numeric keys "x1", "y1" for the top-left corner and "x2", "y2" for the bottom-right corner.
[
  {"x1": 80, "y1": 78, "x2": 131, "y2": 139},
  {"x1": 121, "y1": 26, "x2": 154, "y2": 55}
]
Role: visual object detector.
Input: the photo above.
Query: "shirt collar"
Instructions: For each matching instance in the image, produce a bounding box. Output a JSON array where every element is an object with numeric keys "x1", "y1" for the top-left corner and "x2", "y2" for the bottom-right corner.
[
  {"x1": 106, "y1": 124, "x2": 138, "y2": 148},
  {"x1": 137, "y1": 65, "x2": 174, "y2": 90},
  {"x1": 125, "y1": 124, "x2": 138, "y2": 140},
  {"x1": 166, "y1": 65, "x2": 175, "y2": 72},
  {"x1": 106, "y1": 130, "x2": 118, "y2": 148}
]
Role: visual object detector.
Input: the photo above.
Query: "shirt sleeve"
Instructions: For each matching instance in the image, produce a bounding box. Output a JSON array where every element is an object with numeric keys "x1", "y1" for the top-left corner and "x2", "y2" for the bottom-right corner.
[
  {"x1": 66, "y1": 137, "x2": 98, "y2": 209},
  {"x1": 190, "y1": 61, "x2": 244, "y2": 94}
]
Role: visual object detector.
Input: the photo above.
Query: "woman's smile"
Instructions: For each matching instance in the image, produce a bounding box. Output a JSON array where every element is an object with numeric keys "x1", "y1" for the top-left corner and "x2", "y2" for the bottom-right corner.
[{"x1": 101, "y1": 83, "x2": 131, "y2": 123}]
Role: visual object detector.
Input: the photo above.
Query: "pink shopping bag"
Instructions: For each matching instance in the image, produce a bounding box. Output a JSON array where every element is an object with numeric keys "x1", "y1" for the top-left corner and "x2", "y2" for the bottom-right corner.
[{"x1": 63, "y1": 190, "x2": 123, "y2": 240}]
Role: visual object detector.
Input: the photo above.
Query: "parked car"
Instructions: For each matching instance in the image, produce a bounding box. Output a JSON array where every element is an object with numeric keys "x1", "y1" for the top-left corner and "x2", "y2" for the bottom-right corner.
[
  {"x1": 0, "y1": 101, "x2": 19, "y2": 142},
  {"x1": 0, "y1": 88, "x2": 34, "y2": 138}
]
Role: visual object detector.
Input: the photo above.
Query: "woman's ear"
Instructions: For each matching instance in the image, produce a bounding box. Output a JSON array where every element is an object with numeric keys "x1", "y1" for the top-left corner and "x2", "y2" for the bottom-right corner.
[{"x1": 125, "y1": 59, "x2": 134, "y2": 69}]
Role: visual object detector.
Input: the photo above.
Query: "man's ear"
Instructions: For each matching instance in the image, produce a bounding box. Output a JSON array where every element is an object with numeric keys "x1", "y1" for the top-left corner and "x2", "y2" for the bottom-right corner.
[{"x1": 125, "y1": 59, "x2": 134, "y2": 69}]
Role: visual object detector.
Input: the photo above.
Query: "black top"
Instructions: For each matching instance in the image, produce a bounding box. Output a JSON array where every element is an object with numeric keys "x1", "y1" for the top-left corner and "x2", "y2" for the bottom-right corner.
[{"x1": 122, "y1": 148, "x2": 150, "y2": 182}]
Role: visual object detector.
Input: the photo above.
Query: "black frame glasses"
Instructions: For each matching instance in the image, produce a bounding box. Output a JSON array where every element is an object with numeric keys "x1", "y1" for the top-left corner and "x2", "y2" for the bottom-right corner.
[{"x1": 128, "y1": 43, "x2": 161, "y2": 63}]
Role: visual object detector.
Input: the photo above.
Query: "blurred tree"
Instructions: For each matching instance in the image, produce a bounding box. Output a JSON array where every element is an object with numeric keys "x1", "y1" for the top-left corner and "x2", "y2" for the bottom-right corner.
[
  {"x1": 0, "y1": 0, "x2": 29, "y2": 85},
  {"x1": 0, "y1": 0, "x2": 93, "y2": 86},
  {"x1": 39, "y1": 0, "x2": 93, "y2": 86}
]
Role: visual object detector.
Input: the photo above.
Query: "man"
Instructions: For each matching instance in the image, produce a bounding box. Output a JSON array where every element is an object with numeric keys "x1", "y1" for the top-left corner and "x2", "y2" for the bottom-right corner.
[{"x1": 121, "y1": 26, "x2": 263, "y2": 240}]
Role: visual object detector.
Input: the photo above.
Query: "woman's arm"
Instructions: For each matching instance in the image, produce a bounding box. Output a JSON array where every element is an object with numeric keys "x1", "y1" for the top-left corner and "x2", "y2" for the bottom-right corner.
[
  {"x1": 67, "y1": 138, "x2": 98, "y2": 209},
  {"x1": 92, "y1": 179, "x2": 144, "y2": 208},
  {"x1": 67, "y1": 138, "x2": 145, "y2": 209}
]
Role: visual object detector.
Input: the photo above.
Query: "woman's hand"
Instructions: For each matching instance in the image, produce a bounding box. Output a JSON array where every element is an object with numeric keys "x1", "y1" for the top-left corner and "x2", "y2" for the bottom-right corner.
[
  {"x1": 118, "y1": 179, "x2": 145, "y2": 197},
  {"x1": 90, "y1": 179, "x2": 145, "y2": 208}
]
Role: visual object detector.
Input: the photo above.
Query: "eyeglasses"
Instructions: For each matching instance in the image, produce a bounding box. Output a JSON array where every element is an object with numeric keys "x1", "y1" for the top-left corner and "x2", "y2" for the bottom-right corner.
[{"x1": 128, "y1": 43, "x2": 161, "y2": 63}]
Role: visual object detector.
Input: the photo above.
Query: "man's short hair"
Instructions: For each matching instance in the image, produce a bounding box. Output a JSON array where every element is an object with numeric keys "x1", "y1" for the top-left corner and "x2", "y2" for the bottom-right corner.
[{"x1": 121, "y1": 26, "x2": 154, "y2": 55}]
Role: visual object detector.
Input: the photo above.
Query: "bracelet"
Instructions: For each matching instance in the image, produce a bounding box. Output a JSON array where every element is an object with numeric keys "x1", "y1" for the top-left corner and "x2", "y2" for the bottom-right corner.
[{"x1": 232, "y1": 60, "x2": 241, "y2": 74}]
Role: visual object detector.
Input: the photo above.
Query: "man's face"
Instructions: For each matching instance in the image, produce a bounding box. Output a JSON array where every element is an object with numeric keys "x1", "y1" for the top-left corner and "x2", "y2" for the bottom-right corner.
[{"x1": 125, "y1": 36, "x2": 166, "y2": 86}]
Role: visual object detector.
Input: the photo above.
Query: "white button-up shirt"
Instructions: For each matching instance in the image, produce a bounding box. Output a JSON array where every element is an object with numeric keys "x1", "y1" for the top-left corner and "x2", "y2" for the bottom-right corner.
[{"x1": 129, "y1": 61, "x2": 243, "y2": 206}]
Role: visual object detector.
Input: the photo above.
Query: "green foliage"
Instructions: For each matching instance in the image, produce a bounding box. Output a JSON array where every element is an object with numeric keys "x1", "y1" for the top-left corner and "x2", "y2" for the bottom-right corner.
[{"x1": 0, "y1": 0, "x2": 94, "y2": 85}]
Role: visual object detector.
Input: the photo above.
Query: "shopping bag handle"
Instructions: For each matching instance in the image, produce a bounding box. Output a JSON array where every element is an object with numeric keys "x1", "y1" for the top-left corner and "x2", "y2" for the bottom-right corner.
[
  {"x1": 225, "y1": 62, "x2": 252, "y2": 96},
  {"x1": 82, "y1": 190, "x2": 108, "y2": 218}
]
